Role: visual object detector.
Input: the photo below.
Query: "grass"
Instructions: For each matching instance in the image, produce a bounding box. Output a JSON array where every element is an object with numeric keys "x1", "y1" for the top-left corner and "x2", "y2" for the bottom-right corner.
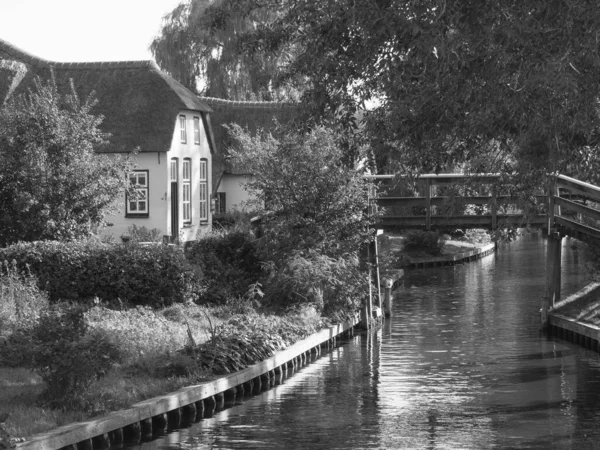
[{"x1": 0, "y1": 293, "x2": 323, "y2": 439}]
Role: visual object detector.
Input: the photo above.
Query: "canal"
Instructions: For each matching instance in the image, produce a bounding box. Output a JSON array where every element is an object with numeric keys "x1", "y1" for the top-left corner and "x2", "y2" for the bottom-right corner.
[{"x1": 131, "y1": 232, "x2": 600, "y2": 449}]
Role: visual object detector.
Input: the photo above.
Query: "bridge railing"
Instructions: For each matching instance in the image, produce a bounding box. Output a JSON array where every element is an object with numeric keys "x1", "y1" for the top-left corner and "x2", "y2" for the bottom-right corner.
[
  {"x1": 366, "y1": 173, "x2": 546, "y2": 230},
  {"x1": 550, "y1": 174, "x2": 600, "y2": 246}
]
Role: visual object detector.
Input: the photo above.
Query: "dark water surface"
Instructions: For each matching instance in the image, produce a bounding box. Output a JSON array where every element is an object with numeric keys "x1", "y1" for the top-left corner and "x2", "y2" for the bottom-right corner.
[{"x1": 132, "y1": 233, "x2": 600, "y2": 449}]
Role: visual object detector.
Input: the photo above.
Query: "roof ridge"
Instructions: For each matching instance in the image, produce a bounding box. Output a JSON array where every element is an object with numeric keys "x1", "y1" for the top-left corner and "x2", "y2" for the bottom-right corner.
[
  {"x1": 198, "y1": 96, "x2": 298, "y2": 109},
  {"x1": 0, "y1": 37, "x2": 158, "y2": 71}
]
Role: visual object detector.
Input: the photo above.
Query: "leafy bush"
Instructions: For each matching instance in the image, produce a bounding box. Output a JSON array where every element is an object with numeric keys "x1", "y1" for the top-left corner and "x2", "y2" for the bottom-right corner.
[
  {"x1": 185, "y1": 230, "x2": 262, "y2": 303},
  {"x1": 0, "y1": 241, "x2": 200, "y2": 306},
  {"x1": 2, "y1": 305, "x2": 121, "y2": 405},
  {"x1": 403, "y1": 230, "x2": 447, "y2": 256},
  {"x1": 262, "y1": 250, "x2": 367, "y2": 318},
  {"x1": 0, "y1": 260, "x2": 48, "y2": 334},
  {"x1": 125, "y1": 224, "x2": 164, "y2": 243}
]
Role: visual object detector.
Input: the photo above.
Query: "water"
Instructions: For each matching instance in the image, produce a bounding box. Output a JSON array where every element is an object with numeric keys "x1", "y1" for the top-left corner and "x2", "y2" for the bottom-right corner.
[{"x1": 131, "y1": 233, "x2": 600, "y2": 449}]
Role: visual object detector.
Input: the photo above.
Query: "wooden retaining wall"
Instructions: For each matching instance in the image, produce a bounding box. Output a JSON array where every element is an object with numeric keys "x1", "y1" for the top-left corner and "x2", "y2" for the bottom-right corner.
[
  {"x1": 547, "y1": 282, "x2": 600, "y2": 352},
  {"x1": 547, "y1": 313, "x2": 600, "y2": 352},
  {"x1": 409, "y1": 242, "x2": 496, "y2": 268},
  {"x1": 16, "y1": 318, "x2": 359, "y2": 450}
]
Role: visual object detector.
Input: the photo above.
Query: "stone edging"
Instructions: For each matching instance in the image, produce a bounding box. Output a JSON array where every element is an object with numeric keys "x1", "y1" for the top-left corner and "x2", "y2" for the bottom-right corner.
[
  {"x1": 16, "y1": 318, "x2": 359, "y2": 450},
  {"x1": 409, "y1": 242, "x2": 497, "y2": 268}
]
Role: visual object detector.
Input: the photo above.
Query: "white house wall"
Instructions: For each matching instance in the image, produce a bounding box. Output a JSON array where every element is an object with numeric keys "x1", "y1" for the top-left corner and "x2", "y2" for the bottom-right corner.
[
  {"x1": 167, "y1": 111, "x2": 213, "y2": 242},
  {"x1": 102, "y1": 152, "x2": 168, "y2": 241},
  {"x1": 102, "y1": 110, "x2": 212, "y2": 242},
  {"x1": 218, "y1": 174, "x2": 257, "y2": 212}
]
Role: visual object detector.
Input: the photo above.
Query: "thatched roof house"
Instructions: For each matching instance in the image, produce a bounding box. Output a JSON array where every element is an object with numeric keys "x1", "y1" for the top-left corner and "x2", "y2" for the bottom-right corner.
[
  {"x1": 0, "y1": 38, "x2": 216, "y2": 242},
  {"x1": 0, "y1": 38, "x2": 216, "y2": 155}
]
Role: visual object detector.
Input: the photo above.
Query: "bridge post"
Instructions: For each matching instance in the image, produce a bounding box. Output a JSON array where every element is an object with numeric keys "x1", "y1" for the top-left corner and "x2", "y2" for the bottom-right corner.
[
  {"x1": 491, "y1": 185, "x2": 498, "y2": 230},
  {"x1": 425, "y1": 178, "x2": 432, "y2": 230},
  {"x1": 542, "y1": 230, "x2": 562, "y2": 329}
]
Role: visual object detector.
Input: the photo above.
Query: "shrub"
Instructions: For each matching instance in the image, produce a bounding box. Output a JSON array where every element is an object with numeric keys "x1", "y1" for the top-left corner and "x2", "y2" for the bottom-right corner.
[
  {"x1": 403, "y1": 230, "x2": 447, "y2": 256},
  {"x1": 4, "y1": 305, "x2": 121, "y2": 405},
  {"x1": 125, "y1": 224, "x2": 164, "y2": 243},
  {"x1": 185, "y1": 230, "x2": 262, "y2": 303},
  {"x1": 262, "y1": 250, "x2": 367, "y2": 318},
  {"x1": 0, "y1": 241, "x2": 200, "y2": 306},
  {"x1": 0, "y1": 260, "x2": 48, "y2": 334}
]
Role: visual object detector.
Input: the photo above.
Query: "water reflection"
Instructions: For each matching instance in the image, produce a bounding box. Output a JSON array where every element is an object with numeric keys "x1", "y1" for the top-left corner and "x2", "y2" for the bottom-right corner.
[{"x1": 130, "y1": 233, "x2": 600, "y2": 449}]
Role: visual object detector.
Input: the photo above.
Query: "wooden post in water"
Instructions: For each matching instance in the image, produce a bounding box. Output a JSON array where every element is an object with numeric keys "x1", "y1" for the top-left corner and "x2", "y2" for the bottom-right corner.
[
  {"x1": 542, "y1": 230, "x2": 562, "y2": 329},
  {"x1": 383, "y1": 278, "x2": 393, "y2": 317}
]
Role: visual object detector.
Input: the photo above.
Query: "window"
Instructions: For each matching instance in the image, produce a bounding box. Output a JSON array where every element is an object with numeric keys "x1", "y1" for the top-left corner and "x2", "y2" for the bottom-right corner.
[
  {"x1": 126, "y1": 170, "x2": 149, "y2": 217},
  {"x1": 182, "y1": 159, "x2": 192, "y2": 223},
  {"x1": 193, "y1": 116, "x2": 201, "y2": 145},
  {"x1": 179, "y1": 115, "x2": 186, "y2": 143},
  {"x1": 170, "y1": 158, "x2": 178, "y2": 182},
  {"x1": 216, "y1": 192, "x2": 226, "y2": 214},
  {"x1": 199, "y1": 159, "x2": 208, "y2": 221}
]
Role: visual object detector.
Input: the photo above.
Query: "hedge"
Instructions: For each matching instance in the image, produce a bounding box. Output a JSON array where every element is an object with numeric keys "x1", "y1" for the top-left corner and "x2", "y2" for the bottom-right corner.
[{"x1": 0, "y1": 241, "x2": 200, "y2": 306}]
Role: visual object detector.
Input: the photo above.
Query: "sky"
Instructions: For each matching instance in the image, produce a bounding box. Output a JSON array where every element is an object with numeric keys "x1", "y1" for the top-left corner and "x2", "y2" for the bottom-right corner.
[{"x1": 0, "y1": 0, "x2": 184, "y2": 62}]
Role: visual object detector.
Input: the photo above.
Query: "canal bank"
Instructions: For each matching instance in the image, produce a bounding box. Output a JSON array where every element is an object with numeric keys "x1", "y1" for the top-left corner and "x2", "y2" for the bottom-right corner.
[
  {"x1": 14, "y1": 319, "x2": 358, "y2": 450},
  {"x1": 548, "y1": 281, "x2": 600, "y2": 352}
]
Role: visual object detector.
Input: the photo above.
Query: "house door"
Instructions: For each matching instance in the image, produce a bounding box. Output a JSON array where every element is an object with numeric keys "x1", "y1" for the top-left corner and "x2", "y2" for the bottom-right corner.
[
  {"x1": 171, "y1": 182, "x2": 179, "y2": 242},
  {"x1": 170, "y1": 159, "x2": 179, "y2": 242}
]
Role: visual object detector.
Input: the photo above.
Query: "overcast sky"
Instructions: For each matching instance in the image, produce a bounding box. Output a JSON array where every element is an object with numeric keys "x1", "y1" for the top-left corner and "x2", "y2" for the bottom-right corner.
[{"x1": 0, "y1": 0, "x2": 183, "y2": 62}]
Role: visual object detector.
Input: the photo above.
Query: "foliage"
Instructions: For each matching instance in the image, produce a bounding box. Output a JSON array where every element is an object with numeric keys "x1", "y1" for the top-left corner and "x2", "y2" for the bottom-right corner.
[
  {"x1": 403, "y1": 230, "x2": 448, "y2": 256},
  {"x1": 185, "y1": 230, "x2": 262, "y2": 304},
  {"x1": 0, "y1": 75, "x2": 133, "y2": 246},
  {"x1": 262, "y1": 250, "x2": 367, "y2": 317},
  {"x1": 151, "y1": 0, "x2": 297, "y2": 100},
  {"x1": 194, "y1": 0, "x2": 600, "y2": 186},
  {"x1": 0, "y1": 261, "x2": 48, "y2": 334},
  {"x1": 181, "y1": 308, "x2": 321, "y2": 375},
  {"x1": 7, "y1": 305, "x2": 121, "y2": 406},
  {"x1": 125, "y1": 225, "x2": 164, "y2": 243},
  {"x1": 225, "y1": 124, "x2": 376, "y2": 315},
  {"x1": 0, "y1": 241, "x2": 200, "y2": 306},
  {"x1": 227, "y1": 124, "x2": 377, "y2": 258},
  {"x1": 211, "y1": 209, "x2": 256, "y2": 233}
]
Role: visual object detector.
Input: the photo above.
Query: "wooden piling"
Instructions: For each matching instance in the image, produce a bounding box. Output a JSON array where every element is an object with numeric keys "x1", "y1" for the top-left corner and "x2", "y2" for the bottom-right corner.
[
  {"x1": 139, "y1": 418, "x2": 153, "y2": 440},
  {"x1": 152, "y1": 413, "x2": 168, "y2": 433},
  {"x1": 124, "y1": 422, "x2": 141, "y2": 443},
  {"x1": 77, "y1": 438, "x2": 93, "y2": 450},
  {"x1": 204, "y1": 396, "x2": 216, "y2": 417},
  {"x1": 109, "y1": 428, "x2": 123, "y2": 445},
  {"x1": 167, "y1": 407, "x2": 182, "y2": 430},
  {"x1": 383, "y1": 278, "x2": 393, "y2": 317},
  {"x1": 542, "y1": 230, "x2": 562, "y2": 330}
]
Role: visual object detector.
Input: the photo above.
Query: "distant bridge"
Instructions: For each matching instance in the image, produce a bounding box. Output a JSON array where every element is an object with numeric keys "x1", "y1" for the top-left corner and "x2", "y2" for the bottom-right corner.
[{"x1": 367, "y1": 172, "x2": 600, "y2": 328}]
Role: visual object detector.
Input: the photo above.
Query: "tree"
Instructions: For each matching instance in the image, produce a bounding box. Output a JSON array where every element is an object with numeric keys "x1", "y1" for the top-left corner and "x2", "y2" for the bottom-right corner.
[
  {"x1": 151, "y1": 0, "x2": 299, "y2": 101},
  {"x1": 227, "y1": 123, "x2": 376, "y2": 257},
  {"x1": 226, "y1": 124, "x2": 377, "y2": 314},
  {"x1": 0, "y1": 76, "x2": 133, "y2": 246},
  {"x1": 195, "y1": 0, "x2": 600, "y2": 183}
]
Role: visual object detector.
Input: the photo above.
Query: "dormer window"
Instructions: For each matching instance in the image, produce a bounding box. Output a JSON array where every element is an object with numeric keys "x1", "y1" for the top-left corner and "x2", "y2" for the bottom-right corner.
[{"x1": 179, "y1": 115, "x2": 186, "y2": 143}]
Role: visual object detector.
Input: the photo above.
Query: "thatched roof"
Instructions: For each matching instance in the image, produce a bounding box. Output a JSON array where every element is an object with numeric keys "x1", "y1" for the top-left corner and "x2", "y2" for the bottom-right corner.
[
  {"x1": 200, "y1": 97, "x2": 300, "y2": 191},
  {"x1": 0, "y1": 38, "x2": 214, "y2": 154}
]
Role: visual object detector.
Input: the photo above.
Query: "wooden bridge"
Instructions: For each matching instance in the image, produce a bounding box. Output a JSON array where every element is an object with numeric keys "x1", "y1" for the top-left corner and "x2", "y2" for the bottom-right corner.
[{"x1": 367, "y1": 172, "x2": 600, "y2": 329}]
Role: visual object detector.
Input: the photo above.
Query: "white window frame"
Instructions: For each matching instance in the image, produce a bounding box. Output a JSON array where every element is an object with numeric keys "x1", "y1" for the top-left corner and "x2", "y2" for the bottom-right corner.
[
  {"x1": 126, "y1": 170, "x2": 149, "y2": 216},
  {"x1": 182, "y1": 159, "x2": 192, "y2": 224},
  {"x1": 199, "y1": 159, "x2": 208, "y2": 221},
  {"x1": 170, "y1": 158, "x2": 178, "y2": 182},
  {"x1": 179, "y1": 115, "x2": 186, "y2": 143},
  {"x1": 193, "y1": 116, "x2": 201, "y2": 145}
]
